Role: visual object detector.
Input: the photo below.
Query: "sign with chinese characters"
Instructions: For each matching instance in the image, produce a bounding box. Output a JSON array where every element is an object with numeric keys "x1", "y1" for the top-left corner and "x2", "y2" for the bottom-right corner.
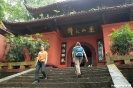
[
  {"x1": 59, "y1": 23, "x2": 100, "y2": 37},
  {"x1": 97, "y1": 39, "x2": 104, "y2": 62},
  {"x1": 60, "y1": 42, "x2": 67, "y2": 65}
]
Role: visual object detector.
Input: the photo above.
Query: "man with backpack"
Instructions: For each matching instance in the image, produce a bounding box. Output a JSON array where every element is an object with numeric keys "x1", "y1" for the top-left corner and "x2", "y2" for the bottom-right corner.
[{"x1": 72, "y1": 42, "x2": 88, "y2": 78}]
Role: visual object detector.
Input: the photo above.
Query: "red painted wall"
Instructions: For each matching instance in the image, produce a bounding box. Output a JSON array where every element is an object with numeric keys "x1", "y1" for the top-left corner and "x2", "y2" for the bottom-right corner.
[
  {"x1": 32, "y1": 32, "x2": 62, "y2": 67},
  {"x1": 0, "y1": 31, "x2": 105, "y2": 67},
  {"x1": 0, "y1": 34, "x2": 6, "y2": 62},
  {"x1": 40, "y1": 30, "x2": 105, "y2": 67},
  {"x1": 1, "y1": 21, "x2": 133, "y2": 68},
  {"x1": 61, "y1": 35, "x2": 105, "y2": 67},
  {"x1": 102, "y1": 21, "x2": 133, "y2": 58},
  {"x1": 0, "y1": 27, "x2": 106, "y2": 68},
  {"x1": 32, "y1": 30, "x2": 105, "y2": 68}
]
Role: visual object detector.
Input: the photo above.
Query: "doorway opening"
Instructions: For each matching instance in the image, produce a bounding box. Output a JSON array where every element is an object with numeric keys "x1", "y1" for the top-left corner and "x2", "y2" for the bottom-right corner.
[
  {"x1": 80, "y1": 45, "x2": 92, "y2": 67},
  {"x1": 67, "y1": 42, "x2": 96, "y2": 67}
]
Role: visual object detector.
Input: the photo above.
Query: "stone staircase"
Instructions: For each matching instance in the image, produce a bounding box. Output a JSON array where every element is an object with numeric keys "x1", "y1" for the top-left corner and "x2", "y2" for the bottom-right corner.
[
  {"x1": 117, "y1": 64, "x2": 133, "y2": 87},
  {"x1": 0, "y1": 66, "x2": 113, "y2": 88}
]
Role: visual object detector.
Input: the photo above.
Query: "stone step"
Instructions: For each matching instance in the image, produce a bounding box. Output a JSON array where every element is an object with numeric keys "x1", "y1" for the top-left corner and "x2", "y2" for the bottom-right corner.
[
  {"x1": 46, "y1": 66, "x2": 107, "y2": 69},
  {"x1": 0, "y1": 66, "x2": 113, "y2": 88},
  {"x1": 127, "y1": 78, "x2": 133, "y2": 82},
  {"x1": 18, "y1": 73, "x2": 110, "y2": 77},
  {"x1": 23, "y1": 72, "x2": 109, "y2": 76},
  {"x1": 33, "y1": 67, "x2": 106, "y2": 69},
  {"x1": 117, "y1": 67, "x2": 133, "y2": 87},
  {"x1": 46, "y1": 69, "x2": 108, "y2": 72},
  {"x1": 6, "y1": 76, "x2": 111, "y2": 82},
  {"x1": 12, "y1": 74, "x2": 111, "y2": 80},
  {"x1": 122, "y1": 73, "x2": 133, "y2": 78},
  {"x1": 38, "y1": 68, "x2": 108, "y2": 72},
  {"x1": 6, "y1": 76, "x2": 112, "y2": 83},
  {"x1": 116, "y1": 64, "x2": 133, "y2": 68},
  {"x1": 22, "y1": 73, "x2": 110, "y2": 79},
  {"x1": 0, "y1": 82, "x2": 112, "y2": 88},
  {"x1": 126, "y1": 78, "x2": 133, "y2": 87},
  {"x1": 27, "y1": 70, "x2": 109, "y2": 75},
  {"x1": 39, "y1": 67, "x2": 108, "y2": 71}
]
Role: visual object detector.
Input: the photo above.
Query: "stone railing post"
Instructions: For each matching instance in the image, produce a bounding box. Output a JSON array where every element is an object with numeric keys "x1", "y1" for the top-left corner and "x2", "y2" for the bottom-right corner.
[
  {"x1": 106, "y1": 52, "x2": 111, "y2": 65},
  {"x1": 8, "y1": 63, "x2": 13, "y2": 69},
  {"x1": 0, "y1": 65, "x2": 2, "y2": 70},
  {"x1": 31, "y1": 57, "x2": 38, "y2": 68},
  {"x1": 20, "y1": 65, "x2": 25, "y2": 69}
]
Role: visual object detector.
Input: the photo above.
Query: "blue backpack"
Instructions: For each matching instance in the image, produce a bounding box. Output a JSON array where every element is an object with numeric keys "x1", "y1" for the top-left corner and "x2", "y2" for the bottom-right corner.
[{"x1": 75, "y1": 46, "x2": 83, "y2": 57}]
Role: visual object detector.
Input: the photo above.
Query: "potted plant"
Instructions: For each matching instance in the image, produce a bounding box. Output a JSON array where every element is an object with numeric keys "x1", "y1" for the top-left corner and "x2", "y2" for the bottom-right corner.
[{"x1": 109, "y1": 24, "x2": 133, "y2": 65}]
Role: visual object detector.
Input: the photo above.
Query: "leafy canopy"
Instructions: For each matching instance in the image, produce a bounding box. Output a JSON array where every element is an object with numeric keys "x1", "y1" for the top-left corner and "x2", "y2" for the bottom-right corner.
[
  {"x1": 5, "y1": 33, "x2": 50, "y2": 62},
  {"x1": 1, "y1": 0, "x2": 57, "y2": 22},
  {"x1": 0, "y1": 0, "x2": 5, "y2": 21},
  {"x1": 109, "y1": 24, "x2": 133, "y2": 55}
]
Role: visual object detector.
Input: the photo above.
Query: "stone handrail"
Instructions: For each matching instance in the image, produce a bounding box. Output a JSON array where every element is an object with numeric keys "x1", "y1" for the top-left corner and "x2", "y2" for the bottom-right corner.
[
  {"x1": 106, "y1": 52, "x2": 133, "y2": 65},
  {"x1": 0, "y1": 59, "x2": 37, "y2": 70},
  {"x1": 107, "y1": 64, "x2": 132, "y2": 88}
]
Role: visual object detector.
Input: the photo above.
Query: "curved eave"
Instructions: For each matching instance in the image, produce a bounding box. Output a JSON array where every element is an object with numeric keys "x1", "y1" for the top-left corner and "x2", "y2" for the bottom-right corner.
[
  {"x1": 24, "y1": 0, "x2": 97, "y2": 17},
  {"x1": 5, "y1": 4, "x2": 133, "y2": 26},
  {"x1": 0, "y1": 28, "x2": 13, "y2": 36}
]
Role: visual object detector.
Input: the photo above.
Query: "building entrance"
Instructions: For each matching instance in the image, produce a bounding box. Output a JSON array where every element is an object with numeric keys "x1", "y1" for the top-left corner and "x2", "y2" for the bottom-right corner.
[
  {"x1": 81, "y1": 45, "x2": 92, "y2": 67},
  {"x1": 67, "y1": 42, "x2": 96, "y2": 67},
  {"x1": 71, "y1": 45, "x2": 92, "y2": 67}
]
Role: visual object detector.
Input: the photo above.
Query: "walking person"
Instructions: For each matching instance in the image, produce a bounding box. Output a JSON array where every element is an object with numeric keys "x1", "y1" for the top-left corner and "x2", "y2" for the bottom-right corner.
[
  {"x1": 32, "y1": 45, "x2": 48, "y2": 84},
  {"x1": 72, "y1": 42, "x2": 88, "y2": 78}
]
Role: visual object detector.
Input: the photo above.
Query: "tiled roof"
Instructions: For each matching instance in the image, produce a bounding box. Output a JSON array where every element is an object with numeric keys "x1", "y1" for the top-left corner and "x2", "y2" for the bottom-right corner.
[
  {"x1": 0, "y1": 22, "x2": 13, "y2": 35},
  {"x1": 0, "y1": 28, "x2": 12, "y2": 35},
  {"x1": 4, "y1": 3, "x2": 133, "y2": 26}
]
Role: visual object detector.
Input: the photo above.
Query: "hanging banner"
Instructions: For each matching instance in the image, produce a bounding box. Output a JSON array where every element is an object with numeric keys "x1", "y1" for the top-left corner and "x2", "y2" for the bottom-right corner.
[
  {"x1": 60, "y1": 42, "x2": 67, "y2": 65},
  {"x1": 97, "y1": 39, "x2": 104, "y2": 62}
]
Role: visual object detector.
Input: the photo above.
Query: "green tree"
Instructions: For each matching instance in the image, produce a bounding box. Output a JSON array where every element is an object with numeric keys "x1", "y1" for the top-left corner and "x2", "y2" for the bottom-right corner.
[
  {"x1": 4, "y1": 33, "x2": 50, "y2": 62},
  {"x1": 109, "y1": 24, "x2": 133, "y2": 55},
  {"x1": 3, "y1": 0, "x2": 32, "y2": 22},
  {"x1": 2, "y1": 0, "x2": 57, "y2": 22},
  {"x1": 0, "y1": 0, "x2": 5, "y2": 21},
  {"x1": 26, "y1": 0, "x2": 57, "y2": 8}
]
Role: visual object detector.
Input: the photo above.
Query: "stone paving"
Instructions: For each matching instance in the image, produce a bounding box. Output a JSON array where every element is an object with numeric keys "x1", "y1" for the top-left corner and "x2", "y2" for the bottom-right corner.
[{"x1": 0, "y1": 66, "x2": 113, "y2": 88}]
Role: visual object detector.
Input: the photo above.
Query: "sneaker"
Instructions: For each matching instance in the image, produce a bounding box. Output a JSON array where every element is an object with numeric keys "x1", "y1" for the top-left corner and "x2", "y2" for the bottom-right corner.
[
  {"x1": 77, "y1": 74, "x2": 81, "y2": 78},
  {"x1": 40, "y1": 76, "x2": 47, "y2": 79},
  {"x1": 32, "y1": 81, "x2": 38, "y2": 84},
  {"x1": 44, "y1": 77, "x2": 47, "y2": 79}
]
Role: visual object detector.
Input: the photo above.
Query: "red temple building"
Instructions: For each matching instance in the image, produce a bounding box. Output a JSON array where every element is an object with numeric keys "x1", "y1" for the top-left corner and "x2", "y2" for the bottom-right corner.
[{"x1": 1, "y1": 0, "x2": 133, "y2": 68}]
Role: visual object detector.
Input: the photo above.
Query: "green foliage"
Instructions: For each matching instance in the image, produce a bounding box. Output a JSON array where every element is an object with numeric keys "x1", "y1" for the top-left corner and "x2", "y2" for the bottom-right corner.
[
  {"x1": 0, "y1": 24, "x2": 2, "y2": 29},
  {"x1": 70, "y1": 11, "x2": 75, "y2": 14},
  {"x1": 46, "y1": 14, "x2": 49, "y2": 18},
  {"x1": 26, "y1": 0, "x2": 57, "y2": 8},
  {"x1": 5, "y1": 34, "x2": 24, "y2": 62},
  {"x1": 89, "y1": 8, "x2": 97, "y2": 11},
  {"x1": 25, "y1": 34, "x2": 50, "y2": 60},
  {"x1": 109, "y1": 24, "x2": 133, "y2": 55},
  {"x1": 3, "y1": 0, "x2": 32, "y2": 22},
  {"x1": 2, "y1": 0, "x2": 57, "y2": 22},
  {"x1": 5, "y1": 46, "x2": 24, "y2": 62},
  {"x1": 39, "y1": 13, "x2": 44, "y2": 19},
  {"x1": 0, "y1": 0, "x2": 5, "y2": 21},
  {"x1": 53, "y1": 10, "x2": 60, "y2": 15},
  {"x1": 5, "y1": 33, "x2": 50, "y2": 62}
]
